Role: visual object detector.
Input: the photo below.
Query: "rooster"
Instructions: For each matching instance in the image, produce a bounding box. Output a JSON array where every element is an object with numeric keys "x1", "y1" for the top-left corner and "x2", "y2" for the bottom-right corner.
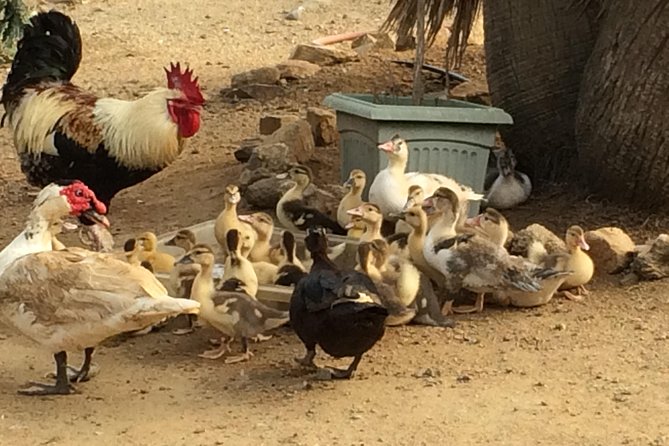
[{"x1": 1, "y1": 10, "x2": 204, "y2": 236}]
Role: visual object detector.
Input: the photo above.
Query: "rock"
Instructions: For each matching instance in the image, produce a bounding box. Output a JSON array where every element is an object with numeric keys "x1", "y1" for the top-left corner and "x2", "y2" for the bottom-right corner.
[
  {"x1": 259, "y1": 114, "x2": 299, "y2": 136},
  {"x1": 351, "y1": 34, "x2": 378, "y2": 56},
  {"x1": 302, "y1": 183, "x2": 342, "y2": 217},
  {"x1": 234, "y1": 146, "x2": 254, "y2": 163},
  {"x1": 306, "y1": 107, "x2": 338, "y2": 146},
  {"x1": 285, "y1": 5, "x2": 304, "y2": 20},
  {"x1": 370, "y1": 32, "x2": 395, "y2": 50},
  {"x1": 275, "y1": 59, "x2": 321, "y2": 80},
  {"x1": 231, "y1": 66, "x2": 281, "y2": 88},
  {"x1": 395, "y1": 34, "x2": 415, "y2": 51},
  {"x1": 449, "y1": 81, "x2": 492, "y2": 106},
  {"x1": 246, "y1": 143, "x2": 296, "y2": 174},
  {"x1": 289, "y1": 44, "x2": 358, "y2": 66},
  {"x1": 235, "y1": 84, "x2": 284, "y2": 101},
  {"x1": 265, "y1": 120, "x2": 315, "y2": 162},
  {"x1": 585, "y1": 227, "x2": 636, "y2": 274},
  {"x1": 234, "y1": 137, "x2": 265, "y2": 163},
  {"x1": 245, "y1": 177, "x2": 287, "y2": 209}
]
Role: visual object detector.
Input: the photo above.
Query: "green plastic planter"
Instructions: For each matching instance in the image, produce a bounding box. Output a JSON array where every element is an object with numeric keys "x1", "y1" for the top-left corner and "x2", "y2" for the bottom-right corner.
[{"x1": 323, "y1": 93, "x2": 513, "y2": 215}]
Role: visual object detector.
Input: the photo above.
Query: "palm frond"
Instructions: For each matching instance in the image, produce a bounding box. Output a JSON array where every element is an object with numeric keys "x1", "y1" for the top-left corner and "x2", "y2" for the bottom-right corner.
[{"x1": 382, "y1": 0, "x2": 482, "y2": 68}]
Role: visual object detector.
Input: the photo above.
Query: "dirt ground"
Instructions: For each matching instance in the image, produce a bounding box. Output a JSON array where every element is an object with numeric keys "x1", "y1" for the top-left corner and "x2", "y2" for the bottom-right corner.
[{"x1": 0, "y1": 1, "x2": 667, "y2": 445}]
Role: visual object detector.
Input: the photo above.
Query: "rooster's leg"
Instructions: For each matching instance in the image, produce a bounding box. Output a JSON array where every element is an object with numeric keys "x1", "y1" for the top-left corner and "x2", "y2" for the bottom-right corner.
[{"x1": 20, "y1": 351, "x2": 75, "y2": 396}]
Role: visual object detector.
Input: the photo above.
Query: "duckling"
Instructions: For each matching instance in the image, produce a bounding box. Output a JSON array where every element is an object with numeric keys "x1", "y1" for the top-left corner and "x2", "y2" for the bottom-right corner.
[
  {"x1": 136, "y1": 232, "x2": 176, "y2": 273},
  {"x1": 356, "y1": 241, "x2": 416, "y2": 326},
  {"x1": 392, "y1": 205, "x2": 443, "y2": 283},
  {"x1": 347, "y1": 203, "x2": 383, "y2": 242},
  {"x1": 485, "y1": 147, "x2": 532, "y2": 210},
  {"x1": 465, "y1": 209, "x2": 573, "y2": 307},
  {"x1": 366, "y1": 239, "x2": 455, "y2": 327},
  {"x1": 238, "y1": 212, "x2": 274, "y2": 263},
  {"x1": 368, "y1": 135, "x2": 484, "y2": 227},
  {"x1": 275, "y1": 231, "x2": 308, "y2": 286},
  {"x1": 165, "y1": 229, "x2": 197, "y2": 252},
  {"x1": 214, "y1": 184, "x2": 257, "y2": 258},
  {"x1": 290, "y1": 226, "x2": 387, "y2": 379},
  {"x1": 177, "y1": 245, "x2": 289, "y2": 363},
  {"x1": 329, "y1": 215, "x2": 366, "y2": 269},
  {"x1": 558, "y1": 226, "x2": 594, "y2": 301},
  {"x1": 394, "y1": 185, "x2": 425, "y2": 234},
  {"x1": 337, "y1": 169, "x2": 366, "y2": 228},
  {"x1": 223, "y1": 229, "x2": 259, "y2": 298},
  {"x1": 276, "y1": 165, "x2": 346, "y2": 235}
]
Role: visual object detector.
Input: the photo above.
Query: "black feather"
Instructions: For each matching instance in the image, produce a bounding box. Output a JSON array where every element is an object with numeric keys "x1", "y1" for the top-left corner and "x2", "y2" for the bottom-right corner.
[
  {"x1": 2, "y1": 11, "x2": 82, "y2": 108},
  {"x1": 282, "y1": 200, "x2": 346, "y2": 235},
  {"x1": 386, "y1": 232, "x2": 409, "y2": 249}
]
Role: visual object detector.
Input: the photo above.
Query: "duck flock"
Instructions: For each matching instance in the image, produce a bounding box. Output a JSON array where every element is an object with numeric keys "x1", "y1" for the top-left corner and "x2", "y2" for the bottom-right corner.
[{"x1": 0, "y1": 134, "x2": 596, "y2": 396}]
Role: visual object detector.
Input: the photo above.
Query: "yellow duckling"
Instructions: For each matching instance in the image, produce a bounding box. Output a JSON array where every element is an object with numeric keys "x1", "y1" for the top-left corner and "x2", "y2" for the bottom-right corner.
[{"x1": 136, "y1": 232, "x2": 175, "y2": 273}]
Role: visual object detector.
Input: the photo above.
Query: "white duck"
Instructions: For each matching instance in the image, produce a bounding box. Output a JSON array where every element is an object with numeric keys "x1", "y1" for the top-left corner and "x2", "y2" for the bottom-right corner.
[
  {"x1": 368, "y1": 135, "x2": 484, "y2": 226},
  {"x1": 0, "y1": 182, "x2": 200, "y2": 395},
  {"x1": 485, "y1": 148, "x2": 532, "y2": 210}
]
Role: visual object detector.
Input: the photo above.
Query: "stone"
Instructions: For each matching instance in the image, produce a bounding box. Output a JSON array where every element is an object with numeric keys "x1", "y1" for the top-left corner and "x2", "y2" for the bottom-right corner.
[
  {"x1": 275, "y1": 59, "x2": 321, "y2": 80},
  {"x1": 234, "y1": 137, "x2": 265, "y2": 163},
  {"x1": 302, "y1": 183, "x2": 342, "y2": 218},
  {"x1": 395, "y1": 34, "x2": 415, "y2": 51},
  {"x1": 285, "y1": 5, "x2": 304, "y2": 20},
  {"x1": 245, "y1": 177, "x2": 286, "y2": 209},
  {"x1": 306, "y1": 107, "x2": 338, "y2": 146},
  {"x1": 351, "y1": 34, "x2": 378, "y2": 56},
  {"x1": 449, "y1": 80, "x2": 492, "y2": 106},
  {"x1": 370, "y1": 32, "x2": 395, "y2": 50},
  {"x1": 259, "y1": 114, "x2": 299, "y2": 135},
  {"x1": 265, "y1": 120, "x2": 315, "y2": 163},
  {"x1": 289, "y1": 44, "x2": 358, "y2": 66},
  {"x1": 584, "y1": 227, "x2": 636, "y2": 274},
  {"x1": 231, "y1": 66, "x2": 281, "y2": 88},
  {"x1": 246, "y1": 143, "x2": 296, "y2": 174},
  {"x1": 235, "y1": 84, "x2": 284, "y2": 101}
]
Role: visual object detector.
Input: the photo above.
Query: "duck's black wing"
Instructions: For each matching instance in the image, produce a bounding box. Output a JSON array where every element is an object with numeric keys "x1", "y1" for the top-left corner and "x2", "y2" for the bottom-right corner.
[{"x1": 282, "y1": 199, "x2": 346, "y2": 235}]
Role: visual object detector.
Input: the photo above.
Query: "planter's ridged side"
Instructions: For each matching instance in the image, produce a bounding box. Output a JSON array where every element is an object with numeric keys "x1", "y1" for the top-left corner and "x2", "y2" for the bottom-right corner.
[{"x1": 325, "y1": 94, "x2": 513, "y2": 216}]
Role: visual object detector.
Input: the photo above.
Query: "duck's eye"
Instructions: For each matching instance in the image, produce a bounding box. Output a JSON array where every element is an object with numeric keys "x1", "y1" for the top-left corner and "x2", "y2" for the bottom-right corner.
[{"x1": 75, "y1": 189, "x2": 84, "y2": 197}]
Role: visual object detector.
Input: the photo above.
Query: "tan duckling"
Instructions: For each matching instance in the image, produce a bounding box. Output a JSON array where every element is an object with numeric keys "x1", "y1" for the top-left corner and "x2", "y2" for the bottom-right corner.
[
  {"x1": 214, "y1": 184, "x2": 257, "y2": 259},
  {"x1": 165, "y1": 229, "x2": 197, "y2": 252},
  {"x1": 136, "y1": 232, "x2": 175, "y2": 273},
  {"x1": 347, "y1": 203, "x2": 383, "y2": 242},
  {"x1": 237, "y1": 212, "x2": 274, "y2": 263},
  {"x1": 391, "y1": 205, "x2": 443, "y2": 283},
  {"x1": 558, "y1": 226, "x2": 594, "y2": 300},
  {"x1": 165, "y1": 229, "x2": 202, "y2": 335},
  {"x1": 357, "y1": 241, "x2": 416, "y2": 326},
  {"x1": 328, "y1": 215, "x2": 366, "y2": 269},
  {"x1": 222, "y1": 229, "x2": 259, "y2": 298},
  {"x1": 337, "y1": 169, "x2": 366, "y2": 228},
  {"x1": 177, "y1": 245, "x2": 289, "y2": 363},
  {"x1": 394, "y1": 185, "x2": 424, "y2": 234}
]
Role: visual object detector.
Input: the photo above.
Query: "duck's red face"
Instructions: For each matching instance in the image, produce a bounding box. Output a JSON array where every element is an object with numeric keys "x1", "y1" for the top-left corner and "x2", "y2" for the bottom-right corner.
[
  {"x1": 59, "y1": 181, "x2": 109, "y2": 227},
  {"x1": 165, "y1": 62, "x2": 205, "y2": 138}
]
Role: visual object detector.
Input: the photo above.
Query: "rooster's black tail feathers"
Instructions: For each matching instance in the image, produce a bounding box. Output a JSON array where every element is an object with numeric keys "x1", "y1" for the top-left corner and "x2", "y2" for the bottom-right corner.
[{"x1": 2, "y1": 11, "x2": 81, "y2": 109}]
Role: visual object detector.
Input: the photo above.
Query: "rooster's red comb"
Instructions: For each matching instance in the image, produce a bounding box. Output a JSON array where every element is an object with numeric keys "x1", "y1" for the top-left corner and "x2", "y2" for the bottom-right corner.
[{"x1": 164, "y1": 62, "x2": 205, "y2": 106}]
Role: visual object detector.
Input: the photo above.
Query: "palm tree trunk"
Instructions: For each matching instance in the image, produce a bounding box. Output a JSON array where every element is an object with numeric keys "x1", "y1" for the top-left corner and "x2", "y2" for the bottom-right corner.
[
  {"x1": 483, "y1": 0, "x2": 600, "y2": 183},
  {"x1": 575, "y1": 0, "x2": 669, "y2": 208}
]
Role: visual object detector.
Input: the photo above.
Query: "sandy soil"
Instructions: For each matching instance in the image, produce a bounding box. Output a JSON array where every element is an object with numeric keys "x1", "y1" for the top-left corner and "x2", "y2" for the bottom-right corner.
[{"x1": 0, "y1": 1, "x2": 668, "y2": 445}]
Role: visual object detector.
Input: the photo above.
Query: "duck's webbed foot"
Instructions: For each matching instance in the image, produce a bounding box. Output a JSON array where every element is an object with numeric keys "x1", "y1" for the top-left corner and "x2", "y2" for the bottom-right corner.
[
  {"x1": 21, "y1": 352, "x2": 76, "y2": 396},
  {"x1": 295, "y1": 347, "x2": 317, "y2": 368}
]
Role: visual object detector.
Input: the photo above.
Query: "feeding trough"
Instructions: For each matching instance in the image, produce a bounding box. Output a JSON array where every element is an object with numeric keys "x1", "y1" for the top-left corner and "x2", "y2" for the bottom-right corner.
[{"x1": 152, "y1": 219, "x2": 361, "y2": 306}]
